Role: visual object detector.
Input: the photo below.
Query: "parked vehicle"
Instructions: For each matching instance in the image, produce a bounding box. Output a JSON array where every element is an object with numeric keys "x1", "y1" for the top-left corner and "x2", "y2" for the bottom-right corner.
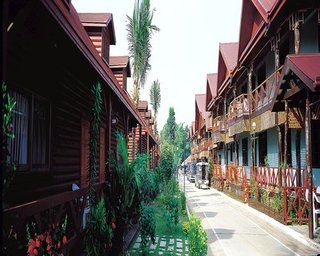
[
  {"x1": 188, "y1": 162, "x2": 197, "y2": 183},
  {"x1": 195, "y1": 162, "x2": 209, "y2": 189}
]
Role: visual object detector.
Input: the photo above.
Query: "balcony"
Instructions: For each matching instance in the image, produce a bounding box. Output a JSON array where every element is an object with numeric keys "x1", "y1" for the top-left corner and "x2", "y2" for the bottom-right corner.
[
  {"x1": 227, "y1": 93, "x2": 249, "y2": 122},
  {"x1": 250, "y1": 66, "x2": 283, "y2": 113},
  {"x1": 212, "y1": 115, "x2": 226, "y2": 133}
]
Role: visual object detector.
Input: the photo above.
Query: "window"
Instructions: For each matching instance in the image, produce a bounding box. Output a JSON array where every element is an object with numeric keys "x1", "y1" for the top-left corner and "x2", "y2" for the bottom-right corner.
[
  {"x1": 258, "y1": 131, "x2": 267, "y2": 166},
  {"x1": 312, "y1": 121, "x2": 320, "y2": 167},
  {"x1": 8, "y1": 90, "x2": 50, "y2": 171},
  {"x1": 257, "y1": 63, "x2": 266, "y2": 86},
  {"x1": 242, "y1": 138, "x2": 248, "y2": 166}
]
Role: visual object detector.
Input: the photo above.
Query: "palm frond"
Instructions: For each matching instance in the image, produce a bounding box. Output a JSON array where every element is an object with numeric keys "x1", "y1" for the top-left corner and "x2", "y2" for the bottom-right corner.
[{"x1": 127, "y1": 0, "x2": 159, "y2": 94}]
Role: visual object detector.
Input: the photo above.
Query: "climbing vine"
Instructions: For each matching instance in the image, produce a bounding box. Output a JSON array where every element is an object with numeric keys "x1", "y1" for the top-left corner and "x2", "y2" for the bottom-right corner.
[
  {"x1": 88, "y1": 82, "x2": 102, "y2": 207},
  {"x1": 2, "y1": 82, "x2": 16, "y2": 208}
]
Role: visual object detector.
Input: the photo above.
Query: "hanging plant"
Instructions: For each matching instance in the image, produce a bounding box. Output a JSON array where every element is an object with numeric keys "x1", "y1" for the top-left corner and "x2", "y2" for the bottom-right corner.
[{"x1": 2, "y1": 82, "x2": 16, "y2": 208}]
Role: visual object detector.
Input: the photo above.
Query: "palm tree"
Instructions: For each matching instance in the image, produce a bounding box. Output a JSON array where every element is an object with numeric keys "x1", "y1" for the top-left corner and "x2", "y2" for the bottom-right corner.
[
  {"x1": 149, "y1": 79, "x2": 161, "y2": 134},
  {"x1": 127, "y1": 0, "x2": 159, "y2": 105}
]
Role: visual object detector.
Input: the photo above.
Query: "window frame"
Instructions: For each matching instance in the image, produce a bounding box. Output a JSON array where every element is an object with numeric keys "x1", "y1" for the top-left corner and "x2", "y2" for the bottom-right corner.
[{"x1": 9, "y1": 87, "x2": 52, "y2": 173}]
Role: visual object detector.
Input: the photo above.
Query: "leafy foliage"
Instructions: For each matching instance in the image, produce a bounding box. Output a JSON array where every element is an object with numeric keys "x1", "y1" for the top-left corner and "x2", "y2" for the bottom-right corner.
[
  {"x1": 2, "y1": 82, "x2": 16, "y2": 207},
  {"x1": 111, "y1": 132, "x2": 138, "y2": 226},
  {"x1": 159, "y1": 142, "x2": 174, "y2": 181},
  {"x1": 140, "y1": 203, "x2": 156, "y2": 250},
  {"x1": 185, "y1": 215, "x2": 208, "y2": 256},
  {"x1": 149, "y1": 79, "x2": 161, "y2": 133},
  {"x1": 127, "y1": 0, "x2": 159, "y2": 105},
  {"x1": 88, "y1": 82, "x2": 102, "y2": 206},
  {"x1": 158, "y1": 179, "x2": 181, "y2": 230},
  {"x1": 84, "y1": 198, "x2": 113, "y2": 256}
]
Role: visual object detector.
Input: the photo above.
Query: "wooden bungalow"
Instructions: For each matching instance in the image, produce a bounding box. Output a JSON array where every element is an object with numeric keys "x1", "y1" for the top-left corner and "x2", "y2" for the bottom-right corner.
[
  {"x1": 2, "y1": 1, "x2": 158, "y2": 254},
  {"x1": 206, "y1": 0, "x2": 320, "y2": 238},
  {"x1": 190, "y1": 94, "x2": 212, "y2": 162}
]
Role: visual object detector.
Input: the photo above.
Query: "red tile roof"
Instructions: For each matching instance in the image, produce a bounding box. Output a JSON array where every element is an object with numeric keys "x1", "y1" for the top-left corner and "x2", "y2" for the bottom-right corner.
[
  {"x1": 219, "y1": 43, "x2": 239, "y2": 72},
  {"x1": 282, "y1": 54, "x2": 320, "y2": 91},
  {"x1": 252, "y1": 0, "x2": 278, "y2": 22},
  {"x1": 207, "y1": 73, "x2": 218, "y2": 98},
  {"x1": 206, "y1": 73, "x2": 218, "y2": 110},
  {"x1": 195, "y1": 94, "x2": 207, "y2": 115},
  {"x1": 110, "y1": 56, "x2": 131, "y2": 77},
  {"x1": 78, "y1": 13, "x2": 112, "y2": 24},
  {"x1": 78, "y1": 13, "x2": 116, "y2": 44},
  {"x1": 138, "y1": 100, "x2": 148, "y2": 111}
]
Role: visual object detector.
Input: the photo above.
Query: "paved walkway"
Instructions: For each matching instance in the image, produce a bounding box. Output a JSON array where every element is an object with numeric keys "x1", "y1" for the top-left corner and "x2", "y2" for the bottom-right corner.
[
  {"x1": 128, "y1": 235, "x2": 189, "y2": 255},
  {"x1": 180, "y1": 177, "x2": 320, "y2": 256}
]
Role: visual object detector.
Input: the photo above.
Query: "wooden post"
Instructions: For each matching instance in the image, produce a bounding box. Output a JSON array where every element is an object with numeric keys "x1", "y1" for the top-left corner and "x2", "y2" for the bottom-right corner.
[
  {"x1": 284, "y1": 100, "x2": 288, "y2": 174},
  {"x1": 294, "y1": 20, "x2": 301, "y2": 54},
  {"x1": 223, "y1": 96, "x2": 227, "y2": 166},
  {"x1": 305, "y1": 92, "x2": 313, "y2": 239},
  {"x1": 277, "y1": 125, "x2": 283, "y2": 187},
  {"x1": 248, "y1": 65, "x2": 254, "y2": 175},
  {"x1": 296, "y1": 129, "x2": 301, "y2": 186},
  {"x1": 108, "y1": 94, "x2": 112, "y2": 173},
  {"x1": 139, "y1": 124, "x2": 142, "y2": 153}
]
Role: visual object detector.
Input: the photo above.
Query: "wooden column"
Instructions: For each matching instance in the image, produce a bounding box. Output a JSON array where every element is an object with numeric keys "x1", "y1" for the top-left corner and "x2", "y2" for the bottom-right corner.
[
  {"x1": 108, "y1": 94, "x2": 112, "y2": 173},
  {"x1": 277, "y1": 125, "x2": 283, "y2": 187},
  {"x1": 294, "y1": 19, "x2": 301, "y2": 54},
  {"x1": 139, "y1": 124, "x2": 142, "y2": 153},
  {"x1": 223, "y1": 96, "x2": 227, "y2": 165},
  {"x1": 248, "y1": 65, "x2": 254, "y2": 174},
  {"x1": 305, "y1": 92, "x2": 313, "y2": 239},
  {"x1": 284, "y1": 100, "x2": 288, "y2": 171},
  {"x1": 296, "y1": 129, "x2": 301, "y2": 186}
]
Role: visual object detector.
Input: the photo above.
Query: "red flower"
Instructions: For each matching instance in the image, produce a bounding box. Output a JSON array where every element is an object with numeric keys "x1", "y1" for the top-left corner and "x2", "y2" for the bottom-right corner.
[
  {"x1": 28, "y1": 245, "x2": 34, "y2": 254},
  {"x1": 29, "y1": 239, "x2": 36, "y2": 247},
  {"x1": 60, "y1": 254, "x2": 64, "y2": 256},
  {"x1": 46, "y1": 235, "x2": 52, "y2": 244},
  {"x1": 111, "y1": 222, "x2": 116, "y2": 230},
  {"x1": 57, "y1": 241, "x2": 61, "y2": 249},
  {"x1": 33, "y1": 248, "x2": 38, "y2": 255},
  {"x1": 62, "y1": 235, "x2": 67, "y2": 245},
  {"x1": 38, "y1": 234, "x2": 45, "y2": 241},
  {"x1": 35, "y1": 239, "x2": 41, "y2": 248},
  {"x1": 47, "y1": 244, "x2": 52, "y2": 251},
  {"x1": 107, "y1": 242, "x2": 112, "y2": 249}
]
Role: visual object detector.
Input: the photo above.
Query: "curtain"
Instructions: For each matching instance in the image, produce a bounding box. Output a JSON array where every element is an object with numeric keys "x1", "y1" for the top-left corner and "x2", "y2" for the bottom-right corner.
[
  {"x1": 9, "y1": 91, "x2": 29, "y2": 166},
  {"x1": 32, "y1": 98, "x2": 49, "y2": 167}
]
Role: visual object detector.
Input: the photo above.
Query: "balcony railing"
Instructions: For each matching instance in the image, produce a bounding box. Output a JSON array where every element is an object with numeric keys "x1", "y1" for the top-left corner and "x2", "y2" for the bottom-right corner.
[
  {"x1": 250, "y1": 66, "x2": 283, "y2": 113},
  {"x1": 228, "y1": 93, "x2": 249, "y2": 121},
  {"x1": 3, "y1": 183, "x2": 106, "y2": 255},
  {"x1": 212, "y1": 115, "x2": 226, "y2": 132}
]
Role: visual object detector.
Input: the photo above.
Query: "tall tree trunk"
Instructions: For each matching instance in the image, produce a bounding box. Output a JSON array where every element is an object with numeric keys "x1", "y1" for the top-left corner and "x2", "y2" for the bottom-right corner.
[{"x1": 132, "y1": 79, "x2": 140, "y2": 106}]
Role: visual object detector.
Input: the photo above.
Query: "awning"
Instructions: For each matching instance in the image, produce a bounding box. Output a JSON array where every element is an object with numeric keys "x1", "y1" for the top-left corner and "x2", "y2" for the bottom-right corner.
[
  {"x1": 282, "y1": 54, "x2": 320, "y2": 92},
  {"x1": 272, "y1": 54, "x2": 320, "y2": 111}
]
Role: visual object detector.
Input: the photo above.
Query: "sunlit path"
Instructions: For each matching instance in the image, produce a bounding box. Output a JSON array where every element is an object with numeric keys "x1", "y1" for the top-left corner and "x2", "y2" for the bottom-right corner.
[{"x1": 180, "y1": 177, "x2": 319, "y2": 256}]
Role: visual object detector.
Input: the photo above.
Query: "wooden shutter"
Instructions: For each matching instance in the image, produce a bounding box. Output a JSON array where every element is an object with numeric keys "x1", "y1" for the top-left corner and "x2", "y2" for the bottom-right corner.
[
  {"x1": 99, "y1": 127, "x2": 106, "y2": 183},
  {"x1": 81, "y1": 118, "x2": 90, "y2": 188}
]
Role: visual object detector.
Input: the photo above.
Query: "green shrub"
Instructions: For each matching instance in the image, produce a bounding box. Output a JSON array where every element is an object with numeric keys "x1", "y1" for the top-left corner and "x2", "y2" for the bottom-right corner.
[
  {"x1": 84, "y1": 198, "x2": 113, "y2": 255},
  {"x1": 180, "y1": 191, "x2": 186, "y2": 211},
  {"x1": 182, "y1": 221, "x2": 190, "y2": 236},
  {"x1": 187, "y1": 215, "x2": 207, "y2": 256},
  {"x1": 272, "y1": 190, "x2": 283, "y2": 212},
  {"x1": 159, "y1": 143, "x2": 174, "y2": 181},
  {"x1": 140, "y1": 203, "x2": 156, "y2": 250}
]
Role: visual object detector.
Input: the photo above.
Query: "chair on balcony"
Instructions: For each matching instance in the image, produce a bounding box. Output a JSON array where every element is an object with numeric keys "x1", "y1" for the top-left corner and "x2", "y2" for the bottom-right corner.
[{"x1": 72, "y1": 184, "x2": 90, "y2": 229}]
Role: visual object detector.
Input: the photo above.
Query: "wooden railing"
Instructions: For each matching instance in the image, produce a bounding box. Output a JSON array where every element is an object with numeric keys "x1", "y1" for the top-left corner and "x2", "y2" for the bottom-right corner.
[
  {"x1": 3, "y1": 183, "x2": 106, "y2": 255},
  {"x1": 228, "y1": 94, "x2": 249, "y2": 121},
  {"x1": 250, "y1": 66, "x2": 283, "y2": 112},
  {"x1": 212, "y1": 115, "x2": 226, "y2": 132},
  {"x1": 225, "y1": 164, "x2": 248, "y2": 202},
  {"x1": 250, "y1": 166, "x2": 309, "y2": 224}
]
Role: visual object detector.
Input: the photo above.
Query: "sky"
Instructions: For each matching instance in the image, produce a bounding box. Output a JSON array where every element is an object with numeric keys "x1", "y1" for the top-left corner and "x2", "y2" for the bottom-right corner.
[{"x1": 73, "y1": 0, "x2": 242, "y2": 131}]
